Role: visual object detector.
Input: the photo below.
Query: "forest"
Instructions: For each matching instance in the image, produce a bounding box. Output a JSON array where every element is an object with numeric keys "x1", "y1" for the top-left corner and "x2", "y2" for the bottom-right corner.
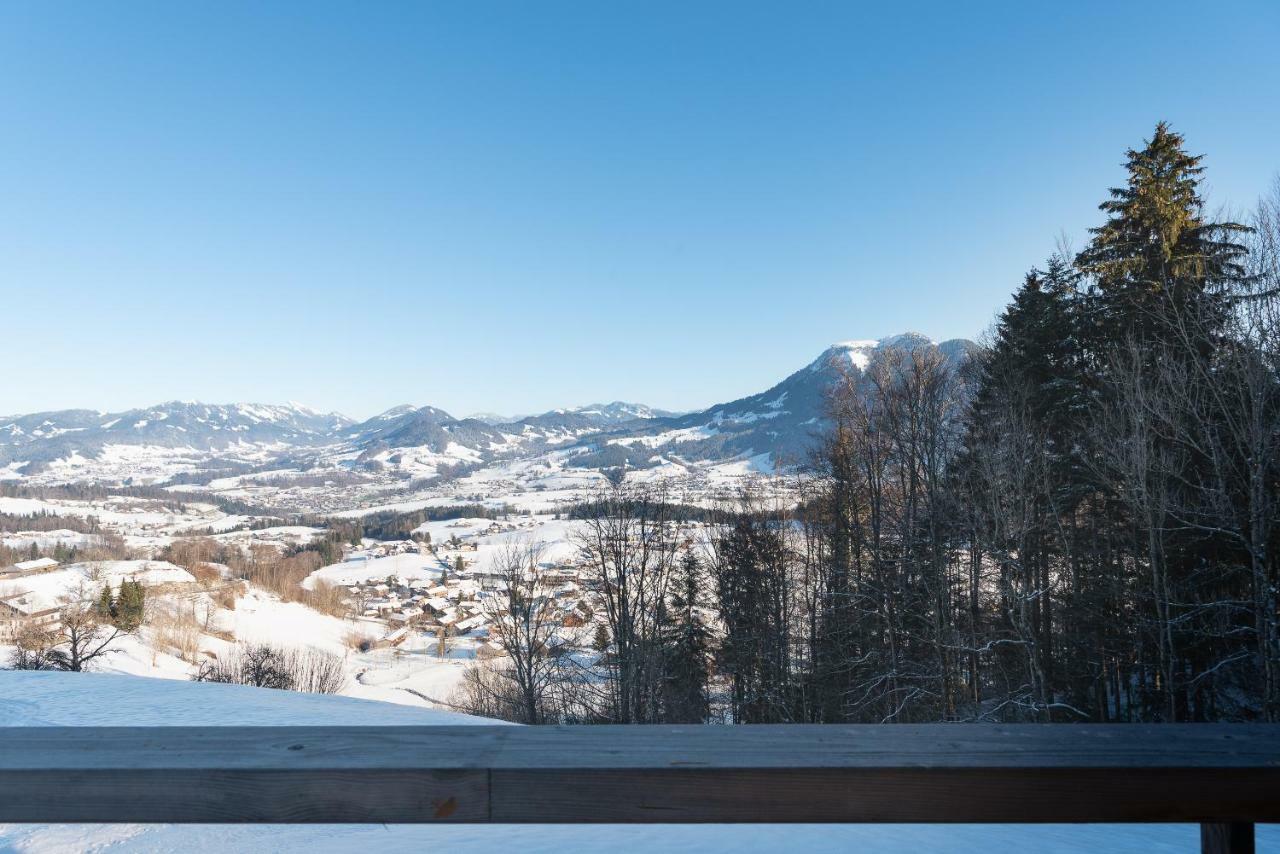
[{"x1": 460, "y1": 124, "x2": 1280, "y2": 725}]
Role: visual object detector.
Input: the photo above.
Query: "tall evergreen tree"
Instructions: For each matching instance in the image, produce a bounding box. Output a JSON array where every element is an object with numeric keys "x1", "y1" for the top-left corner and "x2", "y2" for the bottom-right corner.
[
  {"x1": 958, "y1": 256, "x2": 1097, "y2": 719},
  {"x1": 1076, "y1": 121, "x2": 1249, "y2": 346},
  {"x1": 712, "y1": 512, "x2": 796, "y2": 723},
  {"x1": 114, "y1": 580, "x2": 145, "y2": 632},
  {"x1": 96, "y1": 584, "x2": 116, "y2": 623},
  {"x1": 661, "y1": 551, "x2": 712, "y2": 723},
  {"x1": 1075, "y1": 124, "x2": 1253, "y2": 721}
]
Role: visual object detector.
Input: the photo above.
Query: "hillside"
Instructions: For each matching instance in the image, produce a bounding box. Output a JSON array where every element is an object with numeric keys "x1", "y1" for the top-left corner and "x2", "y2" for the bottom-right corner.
[{"x1": 0, "y1": 670, "x2": 489, "y2": 726}]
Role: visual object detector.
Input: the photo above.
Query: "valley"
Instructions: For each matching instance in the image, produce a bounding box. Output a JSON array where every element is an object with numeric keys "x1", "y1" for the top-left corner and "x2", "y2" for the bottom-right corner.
[{"x1": 1, "y1": 336, "x2": 970, "y2": 718}]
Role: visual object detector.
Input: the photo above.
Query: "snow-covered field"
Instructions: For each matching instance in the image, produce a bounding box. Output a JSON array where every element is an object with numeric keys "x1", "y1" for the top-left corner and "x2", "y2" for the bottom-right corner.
[
  {"x1": 0, "y1": 670, "x2": 487, "y2": 727},
  {"x1": 0, "y1": 672, "x2": 1273, "y2": 853},
  {"x1": 0, "y1": 561, "x2": 195, "y2": 616},
  {"x1": 0, "y1": 557, "x2": 481, "y2": 713},
  {"x1": 303, "y1": 552, "x2": 443, "y2": 590}
]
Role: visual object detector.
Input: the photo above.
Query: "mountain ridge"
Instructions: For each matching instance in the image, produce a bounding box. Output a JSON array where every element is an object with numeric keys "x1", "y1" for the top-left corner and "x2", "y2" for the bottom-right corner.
[{"x1": 0, "y1": 335, "x2": 977, "y2": 479}]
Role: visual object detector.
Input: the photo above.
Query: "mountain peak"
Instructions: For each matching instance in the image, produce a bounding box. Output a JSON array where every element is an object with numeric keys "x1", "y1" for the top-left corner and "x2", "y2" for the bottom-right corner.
[
  {"x1": 813, "y1": 334, "x2": 940, "y2": 373},
  {"x1": 571, "y1": 401, "x2": 670, "y2": 420}
]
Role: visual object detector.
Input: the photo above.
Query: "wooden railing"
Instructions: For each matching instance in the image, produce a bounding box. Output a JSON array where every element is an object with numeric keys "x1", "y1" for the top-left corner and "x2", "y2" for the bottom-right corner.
[{"x1": 0, "y1": 724, "x2": 1275, "y2": 853}]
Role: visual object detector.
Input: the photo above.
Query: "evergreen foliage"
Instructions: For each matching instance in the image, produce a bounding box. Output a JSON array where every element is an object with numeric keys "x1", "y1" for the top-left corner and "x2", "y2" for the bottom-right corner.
[{"x1": 660, "y1": 551, "x2": 712, "y2": 723}]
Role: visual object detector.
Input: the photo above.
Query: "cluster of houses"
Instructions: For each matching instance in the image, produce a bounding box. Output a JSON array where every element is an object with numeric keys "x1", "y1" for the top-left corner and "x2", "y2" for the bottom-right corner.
[
  {"x1": 334, "y1": 542, "x2": 599, "y2": 658},
  {"x1": 367, "y1": 538, "x2": 478, "y2": 559},
  {"x1": 348, "y1": 574, "x2": 488, "y2": 637}
]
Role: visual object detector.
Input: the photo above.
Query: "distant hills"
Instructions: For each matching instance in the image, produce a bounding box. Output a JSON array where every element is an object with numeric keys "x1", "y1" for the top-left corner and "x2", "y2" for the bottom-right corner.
[{"x1": 0, "y1": 335, "x2": 977, "y2": 480}]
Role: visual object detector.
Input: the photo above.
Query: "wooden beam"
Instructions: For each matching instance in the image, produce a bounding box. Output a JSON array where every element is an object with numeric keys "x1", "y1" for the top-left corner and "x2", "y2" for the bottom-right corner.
[{"x1": 0, "y1": 724, "x2": 1276, "y2": 824}]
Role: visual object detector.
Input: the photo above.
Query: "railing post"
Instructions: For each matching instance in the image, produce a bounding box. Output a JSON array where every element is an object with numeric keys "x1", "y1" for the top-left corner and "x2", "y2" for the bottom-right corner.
[{"x1": 1201, "y1": 822, "x2": 1254, "y2": 854}]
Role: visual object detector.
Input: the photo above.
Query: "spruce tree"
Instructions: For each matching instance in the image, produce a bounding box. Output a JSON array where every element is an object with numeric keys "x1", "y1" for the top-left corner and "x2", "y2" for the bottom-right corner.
[
  {"x1": 1074, "y1": 124, "x2": 1252, "y2": 720},
  {"x1": 1076, "y1": 122, "x2": 1249, "y2": 346},
  {"x1": 958, "y1": 255, "x2": 1092, "y2": 718},
  {"x1": 114, "y1": 580, "x2": 145, "y2": 632},
  {"x1": 967, "y1": 255, "x2": 1088, "y2": 486},
  {"x1": 96, "y1": 584, "x2": 116, "y2": 622},
  {"x1": 593, "y1": 623, "x2": 610, "y2": 653},
  {"x1": 661, "y1": 551, "x2": 712, "y2": 723}
]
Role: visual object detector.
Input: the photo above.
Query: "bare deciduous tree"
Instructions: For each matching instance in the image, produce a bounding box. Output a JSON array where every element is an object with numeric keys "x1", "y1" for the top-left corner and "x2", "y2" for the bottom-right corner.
[{"x1": 574, "y1": 486, "x2": 679, "y2": 724}]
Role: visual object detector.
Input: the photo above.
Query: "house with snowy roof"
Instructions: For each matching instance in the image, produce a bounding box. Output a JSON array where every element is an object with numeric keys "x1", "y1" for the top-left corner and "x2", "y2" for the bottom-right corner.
[{"x1": 2, "y1": 557, "x2": 60, "y2": 576}]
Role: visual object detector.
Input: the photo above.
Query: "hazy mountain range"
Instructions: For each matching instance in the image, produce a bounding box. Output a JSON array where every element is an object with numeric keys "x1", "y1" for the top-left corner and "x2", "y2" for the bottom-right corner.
[{"x1": 1, "y1": 335, "x2": 977, "y2": 479}]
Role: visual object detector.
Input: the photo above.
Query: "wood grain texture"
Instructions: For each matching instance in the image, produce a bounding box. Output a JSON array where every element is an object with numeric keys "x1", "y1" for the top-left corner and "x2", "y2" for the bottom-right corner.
[{"x1": 0, "y1": 724, "x2": 1276, "y2": 824}]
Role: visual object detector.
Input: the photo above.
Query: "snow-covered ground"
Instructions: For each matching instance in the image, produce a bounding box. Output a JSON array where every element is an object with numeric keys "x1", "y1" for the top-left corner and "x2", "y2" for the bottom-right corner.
[
  {"x1": 3, "y1": 820, "x2": 1257, "y2": 854},
  {"x1": 303, "y1": 553, "x2": 442, "y2": 590},
  {"x1": 0, "y1": 670, "x2": 487, "y2": 726},
  {"x1": 0, "y1": 561, "x2": 195, "y2": 615},
  {"x1": 0, "y1": 672, "x2": 1273, "y2": 853},
  {"x1": 0, "y1": 560, "x2": 479, "y2": 713}
]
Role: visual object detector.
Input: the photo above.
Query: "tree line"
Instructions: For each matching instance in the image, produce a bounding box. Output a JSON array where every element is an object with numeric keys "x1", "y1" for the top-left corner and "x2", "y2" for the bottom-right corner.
[{"x1": 459, "y1": 124, "x2": 1279, "y2": 725}]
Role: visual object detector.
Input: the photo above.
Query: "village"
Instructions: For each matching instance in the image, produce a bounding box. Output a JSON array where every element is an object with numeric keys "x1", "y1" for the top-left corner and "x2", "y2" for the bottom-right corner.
[
  {"x1": 0, "y1": 483, "x2": 721, "y2": 719},
  {"x1": 318, "y1": 520, "x2": 597, "y2": 663}
]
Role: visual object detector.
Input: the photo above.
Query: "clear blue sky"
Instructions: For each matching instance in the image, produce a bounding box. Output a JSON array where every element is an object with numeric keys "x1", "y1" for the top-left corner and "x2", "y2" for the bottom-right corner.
[{"x1": 2, "y1": 2, "x2": 1277, "y2": 420}]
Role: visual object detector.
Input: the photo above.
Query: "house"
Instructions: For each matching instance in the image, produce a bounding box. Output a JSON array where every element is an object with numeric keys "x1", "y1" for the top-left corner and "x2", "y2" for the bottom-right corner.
[
  {"x1": 544, "y1": 566, "x2": 579, "y2": 584},
  {"x1": 368, "y1": 627, "x2": 410, "y2": 649},
  {"x1": 387, "y1": 606, "x2": 424, "y2": 627},
  {"x1": 475, "y1": 640, "x2": 504, "y2": 660},
  {"x1": 552, "y1": 582, "x2": 579, "y2": 599},
  {"x1": 5, "y1": 558, "x2": 60, "y2": 576},
  {"x1": 454, "y1": 614, "x2": 487, "y2": 635},
  {"x1": 0, "y1": 589, "x2": 61, "y2": 641}
]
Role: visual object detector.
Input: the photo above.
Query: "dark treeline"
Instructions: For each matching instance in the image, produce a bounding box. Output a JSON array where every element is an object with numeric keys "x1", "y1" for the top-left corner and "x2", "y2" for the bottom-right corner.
[
  {"x1": 717, "y1": 124, "x2": 1279, "y2": 724},
  {"x1": 0, "y1": 510, "x2": 130, "y2": 567},
  {"x1": 0, "y1": 510, "x2": 102, "y2": 535},
  {"x1": 459, "y1": 124, "x2": 1279, "y2": 726},
  {"x1": 313, "y1": 502, "x2": 512, "y2": 553},
  {"x1": 559, "y1": 498, "x2": 785, "y2": 525},
  {"x1": 0, "y1": 481, "x2": 266, "y2": 518}
]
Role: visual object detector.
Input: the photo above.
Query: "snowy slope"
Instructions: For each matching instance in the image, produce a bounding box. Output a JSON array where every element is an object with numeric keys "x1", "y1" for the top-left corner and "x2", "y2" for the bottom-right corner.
[{"x1": 0, "y1": 670, "x2": 490, "y2": 726}]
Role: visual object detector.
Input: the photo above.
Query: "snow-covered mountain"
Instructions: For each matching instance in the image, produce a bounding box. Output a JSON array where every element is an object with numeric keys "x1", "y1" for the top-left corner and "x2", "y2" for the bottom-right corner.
[
  {"x1": 464, "y1": 411, "x2": 525, "y2": 426},
  {"x1": 0, "y1": 402, "x2": 353, "y2": 471},
  {"x1": 464, "y1": 402, "x2": 674, "y2": 428},
  {"x1": 562, "y1": 335, "x2": 978, "y2": 471},
  {"x1": 563, "y1": 401, "x2": 682, "y2": 424},
  {"x1": 0, "y1": 336, "x2": 977, "y2": 482}
]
